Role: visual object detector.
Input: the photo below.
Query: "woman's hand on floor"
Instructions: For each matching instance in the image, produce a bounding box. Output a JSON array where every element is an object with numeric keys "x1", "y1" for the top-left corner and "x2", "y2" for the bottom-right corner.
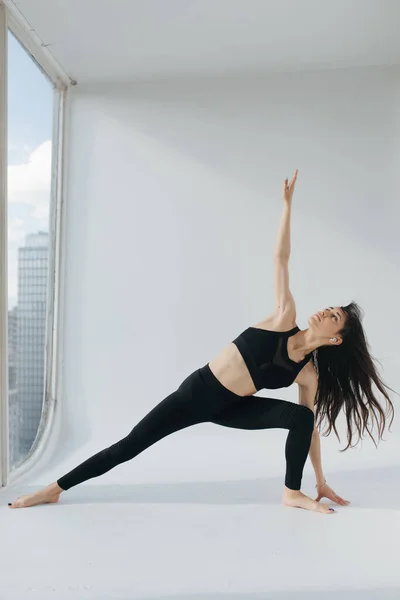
[{"x1": 315, "y1": 483, "x2": 350, "y2": 506}]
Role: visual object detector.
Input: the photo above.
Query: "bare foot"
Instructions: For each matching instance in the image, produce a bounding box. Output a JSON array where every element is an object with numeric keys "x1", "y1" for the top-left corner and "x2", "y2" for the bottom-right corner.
[
  {"x1": 282, "y1": 487, "x2": 335, "y2": 514},
  {"x1": 8, "y1": 482, "x2": 63, "y2": 509}
]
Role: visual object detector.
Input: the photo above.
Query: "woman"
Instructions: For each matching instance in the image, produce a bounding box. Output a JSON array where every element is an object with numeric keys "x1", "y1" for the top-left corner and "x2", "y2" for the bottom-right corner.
[{"x1": 8, "y1": 170, "x2": 396, "y2": 514}]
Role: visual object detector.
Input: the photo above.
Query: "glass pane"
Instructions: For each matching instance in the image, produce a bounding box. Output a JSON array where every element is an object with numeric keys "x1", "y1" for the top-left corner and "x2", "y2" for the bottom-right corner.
[{"x1": 7, "y1": 31, "x2": 54, "y2": 470}]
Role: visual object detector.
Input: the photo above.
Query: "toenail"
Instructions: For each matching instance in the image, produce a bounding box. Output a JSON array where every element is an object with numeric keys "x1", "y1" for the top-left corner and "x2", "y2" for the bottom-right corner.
[{"x1": 8, "y1": 503, "x2": 11, "y2": 506}]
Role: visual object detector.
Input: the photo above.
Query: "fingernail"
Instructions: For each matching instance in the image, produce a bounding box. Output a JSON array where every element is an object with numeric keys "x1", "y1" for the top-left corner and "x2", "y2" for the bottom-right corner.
[
  {"x1": 329, "y1": 508, "x2": 334, "y2": 512},
  {"x1": 8, "y1": 503, "x2": 11, "y2": 506}
]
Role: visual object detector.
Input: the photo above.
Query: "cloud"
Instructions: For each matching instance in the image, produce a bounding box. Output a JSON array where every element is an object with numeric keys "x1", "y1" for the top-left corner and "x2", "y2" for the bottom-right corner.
[
  {"x1": 7, "y1": 140, "x2": 52, "y2": 307},
  {"x1": 8, "y1": 217, "x2": 26, "y2": 244},
  {"x1": 8, "y1": 140, "x2": 52, "y2": 221}
]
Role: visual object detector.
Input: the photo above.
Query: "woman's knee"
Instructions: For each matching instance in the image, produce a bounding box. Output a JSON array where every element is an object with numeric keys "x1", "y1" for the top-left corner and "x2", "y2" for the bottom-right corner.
[
  {"x1": 107, "y1": 435, "x2": 135, "y2": 462},
  {"x1": 292, "y1": 404, "x2": 315, "y2": 433}
]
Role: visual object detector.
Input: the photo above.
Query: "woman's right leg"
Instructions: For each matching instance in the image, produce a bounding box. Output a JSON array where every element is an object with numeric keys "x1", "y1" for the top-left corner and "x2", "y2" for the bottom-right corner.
[
  {"x1": 8, "y1": 368, "x2": 216, "y2": 508},
  {"x1": 56, "y1": 387, "x2": 202, "y2": 491}
]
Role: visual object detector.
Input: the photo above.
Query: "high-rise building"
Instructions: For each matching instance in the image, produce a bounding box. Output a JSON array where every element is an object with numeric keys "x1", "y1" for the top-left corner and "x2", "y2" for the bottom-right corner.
[
  {"x1": 8, "y1": 305, "x2": 18, "y2": 469},
  {"x1": 15, "y1": 231, "x2": 49, "y2": 465}
]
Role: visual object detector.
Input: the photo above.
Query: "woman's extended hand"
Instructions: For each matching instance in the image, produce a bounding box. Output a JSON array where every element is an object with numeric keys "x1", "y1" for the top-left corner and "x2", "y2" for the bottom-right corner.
[
  {"x1": 315, "y1": 483, "x2": 350, "y2": 506},
  {"x1": 282, "y1": 169, "x2": 298, "y2": 204}
]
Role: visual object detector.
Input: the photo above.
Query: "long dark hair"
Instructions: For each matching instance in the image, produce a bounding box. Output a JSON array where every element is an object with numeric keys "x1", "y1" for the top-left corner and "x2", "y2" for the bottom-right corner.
[{"x1": 311, "y1": 301, "x2": 397, "y2": 452}]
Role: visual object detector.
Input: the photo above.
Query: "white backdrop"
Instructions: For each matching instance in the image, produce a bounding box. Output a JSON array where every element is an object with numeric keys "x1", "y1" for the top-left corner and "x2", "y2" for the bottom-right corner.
[{"x1": 27, "y1": 64, "x2": 400, "y2": 488}]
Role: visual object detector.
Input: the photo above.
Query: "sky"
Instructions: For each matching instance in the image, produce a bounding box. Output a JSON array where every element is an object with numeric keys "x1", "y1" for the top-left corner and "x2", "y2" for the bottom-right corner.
[{"x1": 8, "y1": 31, "x2": 53, "y2": 308}]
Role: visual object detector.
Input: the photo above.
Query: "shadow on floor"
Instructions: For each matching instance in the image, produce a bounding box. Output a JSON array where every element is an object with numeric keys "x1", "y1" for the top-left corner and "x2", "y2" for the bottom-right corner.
[
  {"x1": 2, "y1": 463, "x2": 400, "y2": 510},
  {"x1": 53, "y1": 588, "x2": 400, "y2": 600}
]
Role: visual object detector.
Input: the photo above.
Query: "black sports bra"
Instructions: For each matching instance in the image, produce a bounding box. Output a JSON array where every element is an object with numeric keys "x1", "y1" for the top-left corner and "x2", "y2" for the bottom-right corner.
[{"x1": 231, "y1": 325, "x2": 313, "y2": 391}]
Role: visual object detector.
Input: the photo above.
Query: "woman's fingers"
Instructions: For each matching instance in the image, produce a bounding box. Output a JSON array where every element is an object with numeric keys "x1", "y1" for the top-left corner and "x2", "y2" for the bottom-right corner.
[
  {"x1": 289, "y1": 169, "x2": 298, "y2": 187},
  {"x1": 334, "y1": 494, "x2": 350, "y2": 506},
  {"x1": 283, "y1": 170, "x2": 298, "y2": 198}
]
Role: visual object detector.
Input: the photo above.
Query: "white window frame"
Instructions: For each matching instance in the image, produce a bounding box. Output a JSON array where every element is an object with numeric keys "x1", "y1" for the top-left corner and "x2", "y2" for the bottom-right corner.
[
  {"x1": 0, "y1": 1, "x2": 8, "y2": 486},
  {"x1": 0, "y1": 1, "x2": 73, "y2": 485}
]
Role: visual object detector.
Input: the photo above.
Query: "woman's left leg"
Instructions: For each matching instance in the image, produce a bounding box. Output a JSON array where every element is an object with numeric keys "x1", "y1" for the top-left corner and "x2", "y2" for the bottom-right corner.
[{"x1": 209, "y1": 395, "x2": 314, "y2": 491}]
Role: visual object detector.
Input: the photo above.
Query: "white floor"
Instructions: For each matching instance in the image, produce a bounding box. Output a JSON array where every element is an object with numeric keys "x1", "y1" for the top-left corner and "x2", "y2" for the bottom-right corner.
[{"x1": 1, "y1": 460, "x2": 400, "y2": 600}]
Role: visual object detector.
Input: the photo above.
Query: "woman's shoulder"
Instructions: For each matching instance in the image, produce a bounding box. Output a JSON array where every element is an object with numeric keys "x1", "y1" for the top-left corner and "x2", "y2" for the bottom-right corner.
[{"x1": 252, "y1": 308, "x2": 297, "y2": 332}]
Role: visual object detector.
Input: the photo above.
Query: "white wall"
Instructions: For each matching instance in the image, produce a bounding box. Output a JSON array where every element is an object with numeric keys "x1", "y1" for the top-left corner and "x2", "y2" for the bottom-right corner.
[{"x1": 28, "y1": 65, "x2": 400, "y2": 489}]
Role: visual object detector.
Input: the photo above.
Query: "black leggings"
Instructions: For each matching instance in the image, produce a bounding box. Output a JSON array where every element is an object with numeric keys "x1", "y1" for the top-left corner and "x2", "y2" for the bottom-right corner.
[{"x1": 57, "y1": 363, "x2": 314, "y2": 492}]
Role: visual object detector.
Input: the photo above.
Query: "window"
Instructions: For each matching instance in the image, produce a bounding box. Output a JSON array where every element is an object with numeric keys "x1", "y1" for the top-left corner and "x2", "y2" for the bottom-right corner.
[{"x1": 7, "y1": 31, "x2": 54, "y2": 469}]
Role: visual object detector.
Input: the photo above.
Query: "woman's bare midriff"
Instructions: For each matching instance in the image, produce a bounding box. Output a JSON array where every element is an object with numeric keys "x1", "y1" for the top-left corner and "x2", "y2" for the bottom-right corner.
[{"x1": 208, "y1": 313, "x2": 298, "y2": 397}]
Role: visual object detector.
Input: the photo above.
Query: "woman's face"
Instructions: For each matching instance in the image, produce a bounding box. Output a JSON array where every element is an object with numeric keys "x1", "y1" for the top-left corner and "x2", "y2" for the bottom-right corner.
[{"x1": 308, "y1": 306, "x2": 346, "y2": 344}]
